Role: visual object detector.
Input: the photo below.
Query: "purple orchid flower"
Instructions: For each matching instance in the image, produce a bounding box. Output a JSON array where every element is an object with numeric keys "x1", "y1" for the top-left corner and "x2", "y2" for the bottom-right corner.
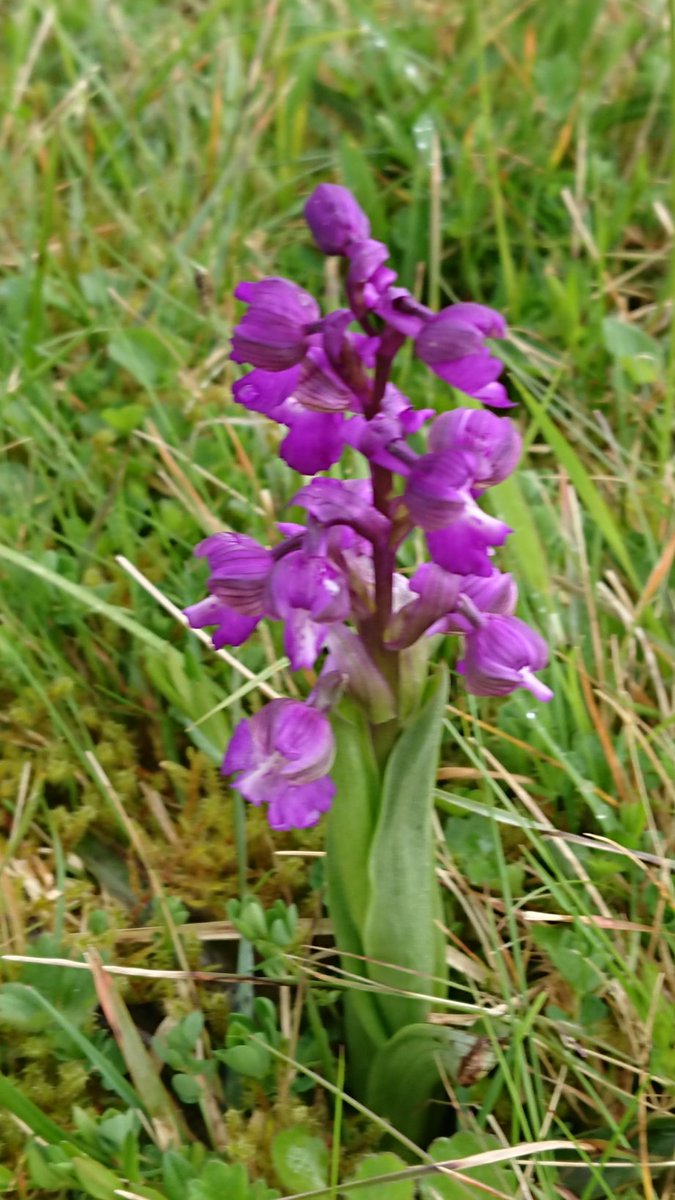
[
  {"x1": 430, "y1": 569, "x2": 519, "y2": 635},
  {"x1": 183, "y1": 533, "x2": 273, "y2": 649},
  {"x1": 193, "y1": 533, "x2": 272, "y2": 612},
  {"x1": 267, "y1": 551, "x2": 350, "y2": 669},
  {"x1": 278, "y1": 407, "x2": 346, "y2": 474},
  {"x1": 344, "y1": 383, "x2": 434, "y2": 472},
  {"x1": 223, "y1": 699, "x2": 336, "y2": 830},
  {"x1": 375, "y1": 287, "x2": 431, "y2": 339},
  {"x1": 426, "y1": 516, "x2": 511, "y2": 578},
  {"x1": 404, "y1": 449, "x2": 512, "y2": 575},
  {"x1": 415, "y1": 303, "x2": 514, "y2": 408},
  {"x1": 292, "y1": 477, "x2": 390, "y2": 542},
  {"x1": 404, "y1": 449, "x2": 477, "y2": 530},
  {"x1": 458, "y1": 614, "x2": 553, "y2": 702},
  {"x1": 428, "y1": 408, "x2": 522, "y2": 489},
  {"x1": 232, "y1": 342, "x2": 361, "y2": 474},
  {"x1": 385, "y1": 563, "x2": 462, "y2": 649},
  {"x1": 231, "y1": 278, "x2": 320, "y2": 371},
  {"x1": 232, "y1": 364, "x2": 302, "y2": 417},
  {"x1": 233, "y1": 366, "x2": 349, "y2": 474}
]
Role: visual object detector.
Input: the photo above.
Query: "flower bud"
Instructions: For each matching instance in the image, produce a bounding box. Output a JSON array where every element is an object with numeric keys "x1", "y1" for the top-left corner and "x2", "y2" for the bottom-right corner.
[
  {"x1": 304, "y1": 184, "x2": 370, "y2": 255},
  {"x1": 405, "y1": 450, "x2": 475, "y2": 531}
]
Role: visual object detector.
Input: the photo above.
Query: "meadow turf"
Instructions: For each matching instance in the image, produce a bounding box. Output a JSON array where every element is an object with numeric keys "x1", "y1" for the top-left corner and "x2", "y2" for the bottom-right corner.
[{"x1": 0, "y1": 0, "x2": 674, "y2": 1196}]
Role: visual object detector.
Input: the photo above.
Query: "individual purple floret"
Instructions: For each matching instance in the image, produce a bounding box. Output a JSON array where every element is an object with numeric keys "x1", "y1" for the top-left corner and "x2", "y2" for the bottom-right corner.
[
  {"x1": 428, "y1": 408, "x2": 522, "y2": 489},
  {"x1": 458, "y1": 614, "x2": 553, "y2": 702},
  {"x1": 343, "y1": 383, "x2": 433, "y2": 471},
  {"x1": 231, "y1": 278, "x2": 320, "y2": 371},
  {"x1": 292, "y1": 477, "x2": 390, "y2": 542},
  {"x1": 267, "y1": 551, "x2": 350, "y2": 670},
  {"x1": 183, "y1": 182, "x2": 553, "y2": 829},
  {"x1": 194, "y1": 533, "x2": 273, "y2": 613},
  {"x1": 183, "y1": 533, "x2": 272, "y2": 649},
  {"x1": 223, "y1": 699, "x2": 336, "y2": 830},
  {"x1": 415, "y1": 303, "x2": 513, "y2": 408},
  {"x1": 404, "y1": 449, "x2": 477, "y2": 530},
  {"x1": 432, "y1": 569, "x2": 519, "y2": 635},
  {"x1": 232, "y1": 354, "x2": 356, "y2": 473},
  {"x1": 426, "y1": 518, "x2": 511, "y2": 578},
  {"x1": 385, "y1": 563, "x2": 462, "y2": 649},
  {"x1": 278, "y1": 408, "x2": 347, "y2": 474},
  {"x1": 304, "y1": 183, "x2": 371, "y2": 256}
]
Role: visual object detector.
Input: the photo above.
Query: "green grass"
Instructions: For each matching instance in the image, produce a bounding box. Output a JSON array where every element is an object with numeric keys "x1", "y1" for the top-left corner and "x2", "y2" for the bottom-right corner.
[{"x1": 1, "y1": 0, "x2": 674, "y2": 1196}]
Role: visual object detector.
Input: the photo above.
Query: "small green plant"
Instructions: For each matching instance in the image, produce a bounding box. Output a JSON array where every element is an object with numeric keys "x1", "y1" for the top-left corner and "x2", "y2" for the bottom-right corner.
[
  {"x1": 216, "y1": 997, "x2": 281, "y2": 1088},
  {"x1": 227, "y1": 896, "x2": 299, "y2": 978}
]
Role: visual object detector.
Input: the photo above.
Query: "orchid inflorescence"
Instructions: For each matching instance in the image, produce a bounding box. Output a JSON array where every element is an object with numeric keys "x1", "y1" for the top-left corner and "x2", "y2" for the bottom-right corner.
[{"x1": 184, "y1": 185, "x2": 552, "y2": 832}]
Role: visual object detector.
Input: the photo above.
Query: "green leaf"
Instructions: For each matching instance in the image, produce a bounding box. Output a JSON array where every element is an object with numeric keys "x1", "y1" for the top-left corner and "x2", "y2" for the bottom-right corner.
[
  {"x1": 345, "y1": 1153, "x2": 413, "y2": 1200},
  {"x1": 327, "y1": 701, "x2": 381, "y2": 932},
  {"x1": 6, "y1": 985, "x2": 142, "y2": 1113},
  {"x1": 163, "y1": 1152, "x2": 199, "y2": 1200},
  {"x1": 602, "y1": 316, "x2": 662, "y2": 384},
  {"x1": 325, "y1": 700, "x2": 388, "y2": 1090},
  {"x1": 0, "y1": 983, "x2": 50, "y2": 1032},
  {"x1": 366, "y1": 1024, "x2": 465, "y2": 1146},
  {"x1": 25, "y1": 1142, "x2": 71, "y2": 1191},
  {"x1": 0, "y1": 1072, "x2": 83, "y2": 1149},
  {"x1": 172, "y1": 1073, "x2": 203, "y2": 1104},
  {"x1": 550, "y1": 946, "x2": 604, "y2": 995},
  {"x1": 189, "y1": 1160, "x2": 279, "y2": 1200},
  {"x1": 0, "y1": 1165, "x2": 12, "y2": 1191},
  {"x1": 71, "y1": 1157, "x2": 121, "y2": 1200},
  {"x1": 489, "y1": 471, "x2": 553, "y2": 599},
  {"x1": 602, "y1": 316, "x2": 662, "y2": 364},
  {"x1": 219, "y1": 1042, "x2": 271, "y2": 1080},
  {"x1": 19, "y1": 935, "x2": 97, "y2": 1028},
  {"x1": 108, "y1": 327, "x2": 175, "y2": 389},
  {"x1": 420, "y1": 1133, "x2": 519, "y2": 1199},
  {"x1": 182, "y1": 1010, "x2": 205, "y2": 1048},
  {"x1": 271, "y1": 1127, "x2": 329, "y2": 1192},
  {"x1": 101, "y1": 402, "x2": 146, "y2": 434},
  {"x1": 363, "y1": 666, "x2": 449, "y2": 1034},
  {"x1": 444, "y1": 815, "x2": 524, "y2": 892},
  {"x1": 189, "y1": 1162, "x2": 246, "y2": 1200}
]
